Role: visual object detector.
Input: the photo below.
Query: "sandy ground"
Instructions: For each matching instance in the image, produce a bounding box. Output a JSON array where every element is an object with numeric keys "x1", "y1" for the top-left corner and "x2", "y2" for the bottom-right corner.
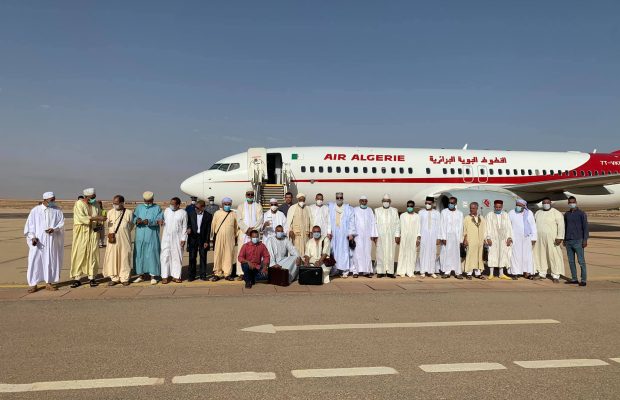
[{"x1": 1, "y1": 200, "x2": 619, "y2": 285}]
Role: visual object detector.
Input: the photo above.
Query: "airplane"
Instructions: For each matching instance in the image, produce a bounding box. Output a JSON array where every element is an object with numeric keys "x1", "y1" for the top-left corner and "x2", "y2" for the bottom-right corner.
[{"x1": 180, "y1": 146, "x2": 620, "y2": 214}]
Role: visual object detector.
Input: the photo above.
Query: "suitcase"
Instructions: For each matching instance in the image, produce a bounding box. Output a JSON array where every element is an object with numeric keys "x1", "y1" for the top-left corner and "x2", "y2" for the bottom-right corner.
[
  {"x1": 268, "y1": 266, "x2": 290, "y2": 287},
  {"x1": 298, "y1": 266, "x2": 323, "y2": 285}
]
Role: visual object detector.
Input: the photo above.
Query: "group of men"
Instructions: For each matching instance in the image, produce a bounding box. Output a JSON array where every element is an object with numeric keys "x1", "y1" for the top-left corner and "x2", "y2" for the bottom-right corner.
[{"x1": 24, "y1": 188, "x2": 590, "y2": 292}]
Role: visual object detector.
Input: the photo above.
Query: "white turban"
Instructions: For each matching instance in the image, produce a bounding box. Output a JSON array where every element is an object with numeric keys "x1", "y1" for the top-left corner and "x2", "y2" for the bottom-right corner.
[
  {"x1": 516, "y1": 198, "x2": 527, "y2": 206},
  {"x1": 83, "y1": 188, "x2": 95, "y2": 196},
  {"x1": 360, "y1": 195, "x2": 368, "y2": 200},
  {"x1": 270, "y1": 198, "x2": 278, "y2": 204},
  {"x1": 296, "y1": 193, "x2": 306, "y2": 199},
  {"x1": 222, "y1": 197, "x2": 232, "y2": 203},
  {"x1": 382, "y1": 194, "x2": 391, "y2": 200},
  {"x1": 246, "y1": 188, "x2": 255, "y2": 194},
  {"x1": 42, "y1": 192, "x2": 54, "y2": 200},
  {"x1": 142, "y1": 191, "x2": 154, "y2": 200}
]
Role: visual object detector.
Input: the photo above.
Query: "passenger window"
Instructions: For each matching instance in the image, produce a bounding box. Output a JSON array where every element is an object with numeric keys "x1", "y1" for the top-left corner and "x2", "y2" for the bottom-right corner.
[
  {"x1": 489, "y1": 169, "x2": 494, "y2": 175},
  {"x1": 363, "y1": 167, "x2": 368, "y2": 173},
  {"x1": 450, "y1": 168, "x2": 455, "y2": 175},
  {"x1": 457, "y1": 168, "x2": 462, "y2": 174},
  {"x1": 372, "y1": 167, "x2": 377, "y2": 173},
  {"x1": 399, "y1": 167, "x2": 404, "y2": 174},
  {"x1": 535, "y1": 170, "x2": 540, "y2": 176},
  {"x1": 408, "y1": 168, "x2": 413, "y2": 174},
  {"x1": 514, "y1": 169, "x2": 519, "y2": 175},
  {"x1": 601, "y1": 171, "x2": 605, "y2": 175},
  {"x1": 480, "y1": 169, "x2": 485, "y2": 175},
  {"x1": 336, "y1": 167, "x2": 341, "y2": 173},
  {"x1": 594, "y1": 171, "x2": 599, "y2": 176},
  {"x1": 572, "y1": 170, "x2": 577, "y2": 176},
  {"x1": 319, "y1": 166, "x2": 324, "y2": 173},
  {"x1": 442, "y1": 168, "x2": 447, "y2": 175},
  {"x1": 328, "y1": 167, "x2": 333, "y2": 173},
  {"x1": 345, "y1": 167, "x2": 350, "y2": 173},
  {"x1": 381, "y1": 167, "x2": 387, "y2": 174},
  {"x1": 528, "y1": 169, "x2": 532, "y2": 175},
  {"x1": 301, "y1": 166, "x2": 306, "y2": 173},
  {"x1": 498, "y1": 169, "x2": 503, "y2": 175},
  {"x1": 587, "y1": 171, "x2": 592, "y2": 176},
  {"x1": 310, "y1": 166, "x2": 315, "y2": 173},
  {"x1": 426, "y1": 168, "x2": 431, "y2": 174},
  {"x1": 353, "y1": 167, "x2": 358, "y2": 173},
  {"x1": 218, "y1": 164, "x2": 230, "y2": 171},
  {"x1": 505, "y1": 169, "x2": 510, "y2": 175},
  {"x1": 391, "y1": 167, "x2": 396, "y2": 174},
  {"x1": 580, "y1": 170, "x2": 585, "y2": 176},
  {"x1": 550, "y1": 170, "x2": 554, "y2": 175},
  {"x1": 228, "y1": 163, "x2": 240, "y2": 171}
]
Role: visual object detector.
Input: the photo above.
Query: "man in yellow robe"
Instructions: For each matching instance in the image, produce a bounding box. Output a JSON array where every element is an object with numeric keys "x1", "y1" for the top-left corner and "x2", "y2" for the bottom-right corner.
[
  {"x1": 534, "y1": 197, "x2": 565, "y2": 281},
  {"x1": 462, "y1": 202, "x2": 487, "y2": 279},
  {"x1": 211, "y1": 197, "x2": 238, "y2": 281},
  {"x1": 286, "y1": 193, "x2": 312, "y2": 256},
  {"x1": 70, "y1": 188, "x2": 106, "y2": 287},
  {"x1": 103, "y1": 195, "x2": 134, "y2": 286}
]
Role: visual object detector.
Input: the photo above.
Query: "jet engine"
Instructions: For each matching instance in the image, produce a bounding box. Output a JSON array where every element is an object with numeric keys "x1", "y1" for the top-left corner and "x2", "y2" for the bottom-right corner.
[{"x1": 435, "y1": 186, "x2": 519, "y2": 216}]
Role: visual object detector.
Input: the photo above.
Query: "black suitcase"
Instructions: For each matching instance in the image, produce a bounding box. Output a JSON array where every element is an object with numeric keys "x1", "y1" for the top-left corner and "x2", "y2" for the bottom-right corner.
[
  {"x1": 298, "y1": 266, "x2": 323, "y2": 285},
  {"x1": 268, "y1": 266, "x2": 290, "y2": 287}
]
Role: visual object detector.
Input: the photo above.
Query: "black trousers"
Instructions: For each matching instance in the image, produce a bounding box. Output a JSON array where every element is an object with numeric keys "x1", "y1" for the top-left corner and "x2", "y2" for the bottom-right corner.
[{"x1": 188, "y1": 237, "x2": 207, "y2": 279}]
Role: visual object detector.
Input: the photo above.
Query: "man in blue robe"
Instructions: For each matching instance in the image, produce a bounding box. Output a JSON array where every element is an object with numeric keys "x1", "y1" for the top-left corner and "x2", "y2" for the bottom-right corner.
[
  {"x1": 328, "y1": 192, "x2": 356, "y2": 277},
  {"x1": 133, "y1": 191, "x2": 164, "y2": 284}
]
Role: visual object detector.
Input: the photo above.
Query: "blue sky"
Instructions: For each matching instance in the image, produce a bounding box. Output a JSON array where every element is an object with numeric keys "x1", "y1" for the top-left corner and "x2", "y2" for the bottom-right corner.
[{"x1": 0, "y1": 1, "x2": 618, "y2": 200}]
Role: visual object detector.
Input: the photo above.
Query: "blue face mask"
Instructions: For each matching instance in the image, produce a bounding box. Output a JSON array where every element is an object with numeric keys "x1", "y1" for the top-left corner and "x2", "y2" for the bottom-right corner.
[
  {"x1": 407, "y1": 207, "x2": 414, "y2": 213},
  {"x1": 88, "y1": 198, "x2": 96, "y2": 205},
  {"x1": 251, "y1": 237, "x2": 259, "y2": 244},
  {"x1": 494, "y1": 210, "x2": 502, "y2": 215},
  {"x1": 313, "y1": 232, "x2": 321, "y2": 239},
  {"x1": 569, "y1": 203, "x2": 577, "y2": 209},
  {"x1": 448, "y1": 203, "x2": 456, "y2": 210},
  {"x1": 223, "y1": 205, "x2": 231, "y2": 212},
  {"x1": 246, "y1": 197, "x2": 254, "y2": 203},
  {"x1": 360, "y1": 205, "x2": 367, "y2": 209},
  {"x1": 515, "y1": 206, "x2": 523, "y2": 213},
  {"x1": 47, "y1": 201, "x2": 57, "y2": 208},
  {"x1": 276, "y1": 232, "x2": 285, "y2": 239}
]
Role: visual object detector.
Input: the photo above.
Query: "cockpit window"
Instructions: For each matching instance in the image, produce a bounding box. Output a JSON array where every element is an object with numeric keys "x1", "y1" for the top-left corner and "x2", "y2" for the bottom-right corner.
[
  {"x1": 209, "y1": 163, "x2": 221, "y2": 170},
  {"x1": 228, "y1": 163, "x2": 240, "y2": 171},
  {"x1": 218, "y1": 163, "x2": 230, "y2": 171}
]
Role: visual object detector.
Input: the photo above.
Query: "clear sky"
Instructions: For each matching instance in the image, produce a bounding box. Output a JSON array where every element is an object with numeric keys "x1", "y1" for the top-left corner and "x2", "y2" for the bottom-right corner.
[{"x1": 0, "y1": 1, "x2": 618, "y2": 200}]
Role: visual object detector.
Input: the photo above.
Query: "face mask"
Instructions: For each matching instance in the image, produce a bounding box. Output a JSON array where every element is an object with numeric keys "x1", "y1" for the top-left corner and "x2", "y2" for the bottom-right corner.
[
  {"x1": 515, "y1": 206, "x2": 523, "y2": 213},
  {"x1": 191, "y1": 201, "x2": 196, "y2": 205},
  {"x1": 448, "y1": 203, "x2": 456, "y2": 210},
  {"x1": 360, "y1": 204, "x2": 367, "y2": 209},
  {"x1": 251, "y1": 237, "x2": 259, "y2": 244},
  {"x1": 209, "y1": 201, "x2": 214, "y2": 205},
  {"x1": 316, "y1": 200, "x2": 323, "y2": 207},
  {"x1": 170, "y1": 205, "x2": 178, "y2": 211},
  {"x1": 113, "y1": 204, "x2": 122, "y2": 211},
  {"x1": 494, "y1": 210, "x2": 502, "y2": 215},
  {"x1": 88, "y1": 198, "x2": 96, "y2": 205},
  {"x1": 46, "y1": 201, "x2": 57, "y2": 208},
  {"x1": 542, "y1": 204, "x2": 551, "y2": 211},
  {"x1": 276, "y1": 232, "x2": 285, "y2": 239},
  {"x1": 336, "y1": 200, "x2": 344, "y2": 206},
  {"x1": 313, "y1": 232, "x2": 321, "y2": 239},
  {"x1": 382, "y1": 202, "x2": 390, "y2": 208},
  {"x1": 246, "y1": 197, "x2": 254, "y2": 203},
  {"x1": 425, "y1": 204, "x2": 432, "y2": 210},
  {"x1": 298, "y1": 201, "x2": 305, "y2": 208},
  {"x1": 223, "y1": 205, "x2": 231, "y2": 212},
  {"x1": 270, "y1": 205, "x2": 278, "y2": 212},
  {"x1": 569, "y1": 203, "x2": 577, "y2": 209},
  {"x1": 407, "y1": 207, "x2": 414, "y2": 213}
]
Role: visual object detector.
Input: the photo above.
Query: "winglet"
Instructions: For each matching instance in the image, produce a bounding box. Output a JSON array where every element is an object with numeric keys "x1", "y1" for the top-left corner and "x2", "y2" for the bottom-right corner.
[{"x1": 241, "y1": 324, "x2": 276, "y2": 334}]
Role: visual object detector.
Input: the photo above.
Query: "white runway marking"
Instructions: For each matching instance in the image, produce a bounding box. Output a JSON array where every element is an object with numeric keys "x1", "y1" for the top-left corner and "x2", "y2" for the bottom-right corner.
[
  {"x1": 242, "y1": 319, "x2": 560, "y2": 334},
  {"x1": 514, "y1": 359, "x2": 609, "y2": 369},
  {"x1": 610, "y1": 358, "x2": 620, "y2": 364},
  {"x1": 172, "y1": 372, "x2": 276, "y2": 384},
  {"x1": 291, "y1": 367, "x2": 398, "y2": 378},
  {"x1": 419, "y1": 362, "x2": 506, "y2": 373},
  {"x1": 0, "y1": 377, "x2": 164, "y2": 393}
]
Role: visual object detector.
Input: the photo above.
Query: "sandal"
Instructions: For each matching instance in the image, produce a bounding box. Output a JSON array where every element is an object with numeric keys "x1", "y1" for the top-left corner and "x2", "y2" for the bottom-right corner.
[
  {"x1": 45, "y1": 283, "x2": 58, "y2": 291},
  {"x1": 209, "y1": 276, "x2": 220, "y2": 282},
  {"x1": 27, "y1": 286, "x2": 38, "y2": 293},
  {"x1": 70, "y1": 280, "x2": 81, "y2": 288}
]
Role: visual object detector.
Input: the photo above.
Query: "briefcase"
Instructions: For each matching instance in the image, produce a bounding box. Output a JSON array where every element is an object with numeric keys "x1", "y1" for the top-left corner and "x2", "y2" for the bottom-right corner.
[
  {"x1": 268, "y1": 267, "x2": 290, "y2": 287},
  {"x1": 298, "y1": 266, "x2": 323, "y2": 285}
]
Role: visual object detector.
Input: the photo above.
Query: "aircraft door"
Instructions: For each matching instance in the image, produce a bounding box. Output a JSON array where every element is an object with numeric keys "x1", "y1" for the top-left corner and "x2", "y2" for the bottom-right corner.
[
  {"x1": 247, "y1": 148, "x2": 267, "y2": 185},
  {"x1": 267, "y1": 153, "x2": 283, "y2": 184},
  {"x1": 477, "y1": 165, "x2": 488, "y2": 183},
  {"x1": 462, "y1": 165, "x2": 474, "y2": 183}
]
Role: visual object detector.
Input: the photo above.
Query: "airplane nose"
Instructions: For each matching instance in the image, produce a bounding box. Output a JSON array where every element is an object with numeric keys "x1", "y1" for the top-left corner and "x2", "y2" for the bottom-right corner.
[{"x1": 180, "y1": 172, "x2": 204, "y2": 197}]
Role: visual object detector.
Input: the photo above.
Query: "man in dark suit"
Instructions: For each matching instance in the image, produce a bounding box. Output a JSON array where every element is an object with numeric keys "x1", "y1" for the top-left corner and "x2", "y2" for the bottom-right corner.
[{"x1": 186, "y1": 200, "x2": 212, "y2": 281}]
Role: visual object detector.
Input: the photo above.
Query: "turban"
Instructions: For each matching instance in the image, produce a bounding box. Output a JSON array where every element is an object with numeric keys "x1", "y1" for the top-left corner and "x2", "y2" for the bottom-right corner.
[
  {"x1": 382, "y1": 194, "x2": 391, "y2": 200},
  {"x1": 425, "y1": 196, "x2": 434, "y2": 202},
  {"x1": 296, "y1": 193, "x2": 306, "y2": 199},
  {"x1": 142, "y1": 191, "x2": 154, "y2": 200},
  {"x1": 83, "y1": 188, "x2": 95, "y2": 196},
  {"x1": 222, "y1": 197, "x2": 232, "y2": 203},
  {"x1": 360, "y1": 195, "x2": 368, "y2": 200},
  {"x1": 336, "y1": 192, "x2": 343, "y2": 196},
  {"x1": 246, "y1": 188, "x2": 255, "y2": 194},
  {"x1": 270, "y1": 198, "x2": 278, "y2": 204},
  {"x1": 516, "y1": 198, "x2": 527, "y2": 206},
  {"x1": 494, "y1": 200, "x2": 503, "y2": 205},
  {"x1": 42, "y1": 192, "x2": 54, "y2": 200}
]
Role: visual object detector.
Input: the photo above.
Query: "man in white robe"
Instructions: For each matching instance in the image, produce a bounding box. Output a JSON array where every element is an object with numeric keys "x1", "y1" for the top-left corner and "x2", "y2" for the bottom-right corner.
[
  {"x1": 24, "y1": 192, "x2": 64, "y2": 292},
  {"x1": 309, "y1": 193, "x2": 330, "y2": 237},
  {"x1": 262, "y1": 198, "x2": 287, "y2": 240},
  {"x1": 160, "y1": 197, "x2": 188, "y2": 283},
  {"x1": 417, "y1": 196, "x2": 441, "y2": 278},
  {"x1": 396, "y1": 200, "x2": 420, "y2": 277},
  {"x1": 303, "y1": 226, "x2": 332, "y2": 284},
  {"x1": 486, "y1": 200, "x2": 513, "y2": 280},
  {"x1": 508, "y1": 198, "x2": 537, "y2": 279},
  {"x1": 328, "y1": 192, "x2": 356, "y2": 277},
  {"x1": 237, "y1": 188, "x2": 264, "y2": 279},
  {"x1": 265, "y1": 225, "x2": 300, "y2": 282},
  {"x1": 286, "y1": 193, "x2": 312, "y2": 256},
  {"x1": 534, "y1": 197, "x2": 565, "y2": 282},
  {"x1": 351, "y1": 195, "x2": 378, "y2": 277},
  {"x1": 374, "y1": 194, "x2": 400, "y2": 278},
  {"x1": 439, "y1": 196, "x2": 464, "y2": 279}
]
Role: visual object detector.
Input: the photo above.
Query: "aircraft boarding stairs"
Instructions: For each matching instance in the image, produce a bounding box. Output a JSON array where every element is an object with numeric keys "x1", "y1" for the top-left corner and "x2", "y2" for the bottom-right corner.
[{"x1": 260, "y1": 184, "x2": 286, "y2": 211}]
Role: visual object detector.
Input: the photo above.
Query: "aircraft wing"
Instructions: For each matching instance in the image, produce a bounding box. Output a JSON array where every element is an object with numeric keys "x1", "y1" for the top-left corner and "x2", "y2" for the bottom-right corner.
[{"x1": 505, "y1": 174, "x2": 620, "y2": 200}]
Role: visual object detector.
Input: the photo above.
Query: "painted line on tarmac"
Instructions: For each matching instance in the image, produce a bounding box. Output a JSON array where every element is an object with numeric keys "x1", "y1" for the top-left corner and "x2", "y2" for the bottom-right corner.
[
  {"x1": 0, "y1": 377, "x2": 164, "y2": 393},
  {"x1": 610, "y1": 358, "x2": 620, "y2": 364},
  {"x1": 419, "y1": 362, "x2": 506, "y2": 373},
  {"x1": 291, "y1": 367, "x2": 398, "y2": 378},
  {"x1": 242, "y1": 319, "x2": 560, "y2": 334},
  {"x1": 172, "y1": 372, "x2": 276, "y2": 384},
  {"x1": 514, "y1": 359, "x2": 609, "y2": 369}
]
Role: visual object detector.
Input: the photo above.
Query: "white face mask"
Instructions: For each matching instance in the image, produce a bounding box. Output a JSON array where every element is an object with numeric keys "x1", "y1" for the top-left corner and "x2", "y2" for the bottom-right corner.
[
  {"x1": 425, "y1": 204, "x2": 432, "y2": 210},
  {"x1": 316, "y1": 200, "x2": 323, "y2": 207},
  {"x1": 298, "y1": 201, "x2": 305, "y2": 208},
  {"x1": 336, "y1": 200, "x2": 344, "y2": 206},
  {"x1": 113, "y1": 204, "x2": 122, "y2": 211},
  {"x1": 382, "y1": 202, "x2": 390, "y2": 208},
  {"x1": 209, "y1": 201, "x2": 214, "y2": 205},
  {"x1": 270, "y1": 205, "x2": 278, "y2": 212},
  {"x1": 542, "y1": 203, "x2": 551, "y2": 211}
]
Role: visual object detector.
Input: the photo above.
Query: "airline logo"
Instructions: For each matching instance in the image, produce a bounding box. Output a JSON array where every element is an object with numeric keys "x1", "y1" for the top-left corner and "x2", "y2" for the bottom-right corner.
[
  {"x1": 430, "y1": 155, "x2": 508, "y2": 165},
  {"x1": 483, "y1": 199, "x2": 491, "y2": 208},
  {"x1": 324, "y1": 153, "x2": 406, "y2": 162}
]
